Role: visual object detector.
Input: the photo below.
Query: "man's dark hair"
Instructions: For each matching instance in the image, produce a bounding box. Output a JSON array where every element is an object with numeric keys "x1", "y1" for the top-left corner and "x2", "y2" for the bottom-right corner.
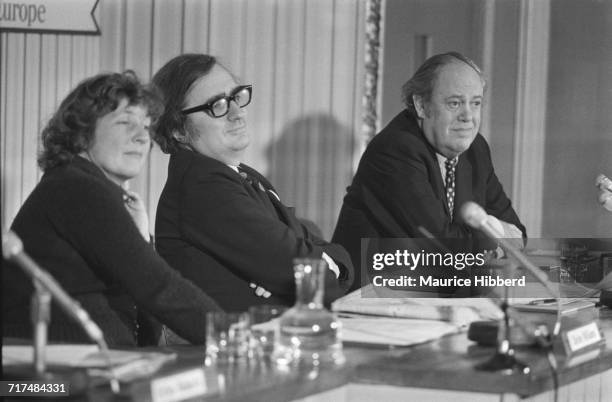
[
  {"x1": 38, "y1": 71, "x2": 162, "y2": 171},
  {"x1": 151, "y1": 54, "x2": 218, "y2": 154},
  {"x1": 401, "y1": 52, "x2": 485, "y2": 117}
]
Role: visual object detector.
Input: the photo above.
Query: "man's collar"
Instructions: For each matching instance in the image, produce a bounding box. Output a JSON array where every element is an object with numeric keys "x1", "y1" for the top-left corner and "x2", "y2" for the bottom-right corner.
[{"x1": 436, "y1": 153, "x2": 459, "y2": 164}]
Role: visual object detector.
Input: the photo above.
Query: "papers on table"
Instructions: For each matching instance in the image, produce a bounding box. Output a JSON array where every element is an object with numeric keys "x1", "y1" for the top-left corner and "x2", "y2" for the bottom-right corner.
[
  {"x1": 332, "y1": 285, "x2": 503, "y2": 347},
  {"x1": 332, "y1": 284, "x2": 502, "y2": 327},
  {"x1": 3, "y1": 344, "x2": 176, "y2": 382},
  {"x1": 339, "y1": 316, "x2": 461, "y2": 347},
  {"x1": 510, "y1": 298, "x2": 597, "y2": 314},
  {"x1": 3, "y1": 344, "x2": 100, "y2": 367}
]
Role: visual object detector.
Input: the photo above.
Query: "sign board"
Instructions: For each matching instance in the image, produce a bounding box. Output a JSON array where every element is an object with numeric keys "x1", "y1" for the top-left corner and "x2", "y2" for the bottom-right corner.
[
  {"x1": 562, "y1": 321, "x2": 605, "y2": 355},
  {"x1": 150, "y1": 369, "x2": 207, "y2": 402},
  {"x1": 0, "y1": 0, "x2": 99, "y2": 35}
]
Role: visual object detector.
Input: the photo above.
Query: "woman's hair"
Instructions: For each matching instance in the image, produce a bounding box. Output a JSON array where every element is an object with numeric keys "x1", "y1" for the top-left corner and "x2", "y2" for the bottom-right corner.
[
  {"x1": 401, "y1": 52, "x2": 485, "y2": 117},
  {"x1": 38, "y1": 71, "x2": 162, "y2": 171},
  {"x1": 151, "y1": 54, "x2": 218, "y2": 154}
]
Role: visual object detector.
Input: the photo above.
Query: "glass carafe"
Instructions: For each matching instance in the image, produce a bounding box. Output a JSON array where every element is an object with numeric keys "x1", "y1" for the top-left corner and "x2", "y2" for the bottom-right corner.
[{"x1": 274, "y1": 258, "x2": 345, "y2": 367}]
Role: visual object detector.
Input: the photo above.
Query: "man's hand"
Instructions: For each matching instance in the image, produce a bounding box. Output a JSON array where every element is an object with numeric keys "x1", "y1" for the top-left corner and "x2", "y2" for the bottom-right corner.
[
  {"x1": 596, "y1": 174, "x2": 612, "y2": 212},
  {"x1": 123, "y1": 190, "x2": 150, "y2": 241},
  {"x1": 598, "y1": 188, "x2": 612, "y2": 212},
  {"x1": 487, "y1": 215, "x2": 524, "y2": 250},
  {"x1": 499, "y1": 220, "x2": 523, "y2": 239}
]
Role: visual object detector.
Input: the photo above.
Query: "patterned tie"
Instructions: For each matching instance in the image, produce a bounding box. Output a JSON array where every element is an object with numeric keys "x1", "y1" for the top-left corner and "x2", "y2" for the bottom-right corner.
[
  {"x1": 238, "y1": 167, "x2": 261, "y2": 190},
  {"x1": 444, "y1": 157, "x2": 458, "y2": 220}
]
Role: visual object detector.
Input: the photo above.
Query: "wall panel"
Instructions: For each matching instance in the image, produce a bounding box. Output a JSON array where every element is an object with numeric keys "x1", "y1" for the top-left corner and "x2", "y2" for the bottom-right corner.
[
  {"x1": 301, "y1": 0, "x2": 335, "y2": 228},
  {"x1": 55, "y1": 36, "x2": 74, "y2": 105},
  {"x1": 70, "y1": 36, "x2": 88, "y2": 86},
  {"x1": 99, "y1": 0, "x2": 124, "y2": 72},
  {"x1": 39, "y1": 34, "x2": 59, "y2": 183},
  {"x1": 268, "y1": 0, "x2": 306, "y2": 212},
  {"x1": 542, "y1": 0, "x2": 612, "y2": 237},
  {"x1": 123, "y1": 0, "x2": 154, "y2": 203},
  {"x1": 148, "y1": 0, "x2": 183, "y2": 223},
  {"x1": 183, "y1": 0, "x2": 211, "y2": 54},
  {"x1": 22, "y1": 34, "x2": 41, "y2": 197},
  {"x1": 1, "y1": 34, "x2": 7, "y2": 196},
  {"x1": 124, "y1": 0, "x2": 153, "y2": 78},
  {"x1": 208, "y1": 0, "x2": 246, "y2": 75},
  {"x1": 352, "y1": 0, "x2": 366, "y2": 170},
  {"x1": 328, "y1": 0, "x2": 363, "y2": 237},
  {"x1": 2, "y1": 34, "x2": 26, "y2": 231},
  {"x1": 2, "y1": 30, "x2": 101, "y2": 232},
  {"x1": 511, "y1": 0, "x2": 549, "y2": 237},
  {"x1": 242, "y1": 0, "x2": 276, "y2": 172}
]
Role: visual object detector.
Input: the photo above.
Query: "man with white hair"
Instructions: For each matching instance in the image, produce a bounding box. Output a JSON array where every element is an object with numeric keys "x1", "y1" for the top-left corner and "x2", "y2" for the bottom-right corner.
[{"x1": 333, "y1": 52, "x2": 526, "y2": 290}]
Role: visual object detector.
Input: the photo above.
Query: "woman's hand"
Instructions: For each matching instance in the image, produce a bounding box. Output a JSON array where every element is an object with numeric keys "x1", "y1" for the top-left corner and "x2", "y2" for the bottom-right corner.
[{"x1": 123, "y1": 190, "x2": 150, "y2": 241}]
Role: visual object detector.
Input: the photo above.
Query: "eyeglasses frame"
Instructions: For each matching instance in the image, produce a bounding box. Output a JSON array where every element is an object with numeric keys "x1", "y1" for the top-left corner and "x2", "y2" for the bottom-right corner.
[{"x1": 181, "y1": 84, "x2": 253, "y2": 118}]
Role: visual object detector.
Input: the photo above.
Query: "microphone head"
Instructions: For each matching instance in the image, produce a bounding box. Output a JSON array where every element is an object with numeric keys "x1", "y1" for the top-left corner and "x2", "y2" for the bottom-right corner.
[
  {"x1": 459, "y1": 201, "x2": 488, "y2": 229},
  {"x1": 2, "y1": 231, "x2": 23, "y2": 260}
]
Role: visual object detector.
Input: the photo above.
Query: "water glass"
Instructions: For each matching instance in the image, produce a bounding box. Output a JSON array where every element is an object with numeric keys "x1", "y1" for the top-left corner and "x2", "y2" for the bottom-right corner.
[
  {"x1": 249, "y1": 305, "x2": 286, "y2": 358},
  {"x1": 205, "y1": 312, "x2": 250, "y2": 365}
]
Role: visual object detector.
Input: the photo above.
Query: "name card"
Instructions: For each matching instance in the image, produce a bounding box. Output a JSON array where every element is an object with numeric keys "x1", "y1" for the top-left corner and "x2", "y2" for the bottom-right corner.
[
  {"x1": 564, "y1": 321, "x2": 603, "y2": 353},
  {"x1": 150, "y1": 368, "x2": 207, "y2": 402},
  {"x1": 0, "y1": 0, "x2": 99, "y2": 35}
]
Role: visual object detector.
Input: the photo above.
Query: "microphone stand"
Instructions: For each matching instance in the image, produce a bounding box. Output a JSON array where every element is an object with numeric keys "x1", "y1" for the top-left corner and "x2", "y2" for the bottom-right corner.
[
  {"x1": 459, "y1": 202, "x2": 561, "y2": 375},
  {"x1": 31, "y1": 281, "x2": 51, "y2": 376},
  {"x1": 419, "y1": 222, "x2": 555, "y2": 374},
  {"x1": 418, "y1": 226, "x2": 530, "y2": 373},
  {"x1": 475, "y1": 275, "x2": 529, "y2": 374}
]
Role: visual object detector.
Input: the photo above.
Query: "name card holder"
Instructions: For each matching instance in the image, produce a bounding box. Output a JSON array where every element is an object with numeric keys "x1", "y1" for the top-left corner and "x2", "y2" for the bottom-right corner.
[
  {"x1": 150, "y1": 368, "x2": 207, "y2": 402},
  {"x1": 558, "y1": 321, "x2": 605, "y2": 356},
  {"x1": 553, "y1": 302, "x2": 606, "y2": 357},
  {"x1": 515, "y1": 299, "x2": 606, "y2": 357},
  {"x1": 125, "y1": 367, "x2": 209, "y2": 402}
]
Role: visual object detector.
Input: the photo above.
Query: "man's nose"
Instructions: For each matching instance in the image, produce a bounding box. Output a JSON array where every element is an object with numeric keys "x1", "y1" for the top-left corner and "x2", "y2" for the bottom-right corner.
[
  {"x1": 458, "y1": 103, "x2": 474, "y2": 121},
  {"x1": 227, "y1": 100, "x2": 246, "y2": 121}
]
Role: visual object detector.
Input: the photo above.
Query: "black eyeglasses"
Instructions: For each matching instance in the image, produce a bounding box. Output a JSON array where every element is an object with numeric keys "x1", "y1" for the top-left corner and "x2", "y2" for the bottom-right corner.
[{"x1": 181, "y1": 85, "x2": 252, "y2": 118}]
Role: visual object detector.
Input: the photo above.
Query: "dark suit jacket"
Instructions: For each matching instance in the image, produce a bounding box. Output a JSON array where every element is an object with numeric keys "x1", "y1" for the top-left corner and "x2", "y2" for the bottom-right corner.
[
  {"x1": 155, "y1": 148, "x2": 354, "y2": 311},
  {"x1": 332, "y1": 110, "x2": 526, "y2": 290},
  {"x1": 3, "y1": 157, "x2": 220, "y2": 346}
]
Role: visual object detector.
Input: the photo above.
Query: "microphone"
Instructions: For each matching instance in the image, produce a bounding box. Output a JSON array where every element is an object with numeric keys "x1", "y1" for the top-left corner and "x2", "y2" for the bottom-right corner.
[
  {"x1": 3, "y1": 231, "x2": 120, "y2": 392},
  {"x1": 596, "y1": 174, "x2": 612, "y2": 211},
  {"x1": 419, "y1": 220, "x2": 552, "y2": 374},
  {"x1": 459, "y1": 202, "x2": 562, "y2": 337}
]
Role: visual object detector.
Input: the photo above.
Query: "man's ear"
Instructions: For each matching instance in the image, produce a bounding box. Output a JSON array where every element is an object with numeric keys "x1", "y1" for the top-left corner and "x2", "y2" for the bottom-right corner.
[{"x1": 413, "y1": 95, "x2": 427, "y2": 119}]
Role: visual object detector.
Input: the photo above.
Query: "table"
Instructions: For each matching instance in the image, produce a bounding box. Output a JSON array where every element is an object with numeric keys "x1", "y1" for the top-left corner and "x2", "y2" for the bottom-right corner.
[
  {"x1": 204, "y1": 308, "x2": 612, "y2": 402},
  {"x1": 4, "y1": 309, "x2": 611, "y2": 401}
]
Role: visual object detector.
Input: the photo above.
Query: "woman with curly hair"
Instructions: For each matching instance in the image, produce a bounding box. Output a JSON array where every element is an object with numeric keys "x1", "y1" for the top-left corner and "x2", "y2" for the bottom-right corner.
[{"x1": 3, "y1": 71, "x2": 220, "y2": 346}]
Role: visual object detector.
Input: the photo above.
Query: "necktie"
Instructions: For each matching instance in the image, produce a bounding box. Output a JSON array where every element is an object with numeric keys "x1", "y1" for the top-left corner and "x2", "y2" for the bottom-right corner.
[
  {"x1": 238, "y1": 166, "x2": 281, "y2": 201},
  {"x1": 238, "y1": 167, "x2": 278, "y2": 216},
  {"x1": 444, "y1": 157, "x2": 458, "y2": 220},
  {"x1": 238, "y1": 168, "x2": 262, "y2": 191}
]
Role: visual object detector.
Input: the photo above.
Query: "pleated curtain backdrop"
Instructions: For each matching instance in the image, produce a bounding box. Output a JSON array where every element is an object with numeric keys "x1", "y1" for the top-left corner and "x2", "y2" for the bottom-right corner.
[{"x1": 1, "y1": 0, "x2": 367, "y2": 239}]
